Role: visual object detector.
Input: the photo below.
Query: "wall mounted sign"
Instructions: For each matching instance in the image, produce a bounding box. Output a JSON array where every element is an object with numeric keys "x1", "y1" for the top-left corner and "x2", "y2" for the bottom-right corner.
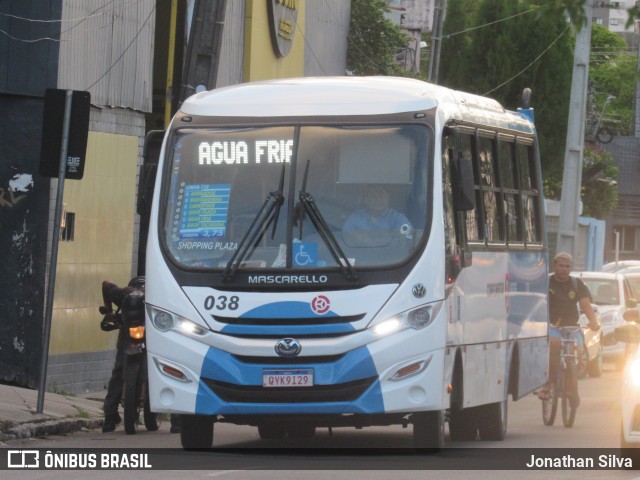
[{"x1": 267, "y1": 0, "x2": 298, "y2": 57}]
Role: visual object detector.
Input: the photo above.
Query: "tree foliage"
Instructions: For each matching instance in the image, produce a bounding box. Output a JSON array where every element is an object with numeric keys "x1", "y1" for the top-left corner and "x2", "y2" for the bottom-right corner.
[
  {"x1": 581, "y1": 145, "x2": 618, "y2": 219},
  {"x1": 346, "y1": 0, "x2": 629, "y2": 219},
  {"x1": 346, "y1": 0, "x2": 409, "y2": 76},
  {"x1": 439, "y1": 0, "x2": 574, "y2": 190},
  {"x1": 589, "y1": 25, "x2": 637, "y2": 135}
]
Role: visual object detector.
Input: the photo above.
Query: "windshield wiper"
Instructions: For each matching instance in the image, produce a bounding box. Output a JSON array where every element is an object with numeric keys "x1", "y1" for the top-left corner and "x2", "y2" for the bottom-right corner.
[
  {"x1": 223, "y1": 165, "x2": 285, "y2": 281},
  {"x1": 298, "y1": 160, "x2": 357, "y2": 281}
]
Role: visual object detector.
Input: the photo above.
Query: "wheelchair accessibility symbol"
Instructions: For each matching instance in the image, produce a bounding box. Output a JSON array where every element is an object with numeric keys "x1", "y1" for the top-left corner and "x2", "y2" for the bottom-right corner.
[{"x1": 293, "y1": 242, "x2": 318, "y2": 267}]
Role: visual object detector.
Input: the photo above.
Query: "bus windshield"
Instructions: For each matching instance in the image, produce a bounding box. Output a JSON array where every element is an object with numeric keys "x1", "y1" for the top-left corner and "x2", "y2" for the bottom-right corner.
[{"x1": 161, "y1": 124, "x2": 430, "y2": 271}]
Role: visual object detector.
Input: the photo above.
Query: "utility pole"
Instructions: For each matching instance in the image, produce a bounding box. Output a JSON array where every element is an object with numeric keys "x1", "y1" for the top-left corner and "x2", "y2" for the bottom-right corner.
[
  {"x1": 164, "y1": 0, "x2": 178, "y2": 129},
  {"x1": 179, "y1": 0, "x2": 227, "y2": 105},
  {"x1": 556, "y1": 2, "x2": 593, "y2": 258},
  {"x1": 428, "y1": 0, "x2": 446, "y2": 84}
]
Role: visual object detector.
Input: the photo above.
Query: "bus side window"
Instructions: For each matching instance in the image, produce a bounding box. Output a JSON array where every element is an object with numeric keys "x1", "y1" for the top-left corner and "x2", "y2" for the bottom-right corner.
[
  {"x1": 443, "y1": 130, "x2": 473, "y2": 284},
  {"x1": 459, "y1": 133, "x2": 483, "y2": 242},
  {"x1": 517, "y1": 142, "x2": 542, "y2": 244},
  {"x1": 498, "y1": 139, "x2": 523, "y2": 244},
  {"x1": 442, "y1": 134, "x2": 458, "y2": 262},
  {"x1": 477, "y1": 135, "x2": 504, "y2": 243}
]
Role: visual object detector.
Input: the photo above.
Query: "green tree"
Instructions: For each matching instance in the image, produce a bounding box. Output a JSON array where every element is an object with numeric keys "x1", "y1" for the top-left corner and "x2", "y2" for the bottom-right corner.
[
  {"x1": 347, "y1": 0, "x2": 409, "y2": 75},
  {"x1": 589, "y1": 25, "x2": 637, "y2": 134},
  {"x1": 439, "y1": 0, "x2": 472, "y2": 89},
  {"x1": 438, "y1": 0, "x2": 574, "y2": 189},
  {"x1": 581, "y1": 145, "x2": 618, "y2": 219}
]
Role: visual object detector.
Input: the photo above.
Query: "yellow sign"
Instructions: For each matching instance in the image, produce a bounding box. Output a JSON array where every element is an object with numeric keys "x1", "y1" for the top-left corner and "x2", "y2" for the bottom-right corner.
[{"x1": 267, "y1": 0, "x2": 298, "y2": 57}]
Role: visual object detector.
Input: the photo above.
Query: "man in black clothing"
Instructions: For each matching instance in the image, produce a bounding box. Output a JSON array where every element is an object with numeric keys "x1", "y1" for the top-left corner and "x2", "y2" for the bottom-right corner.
[
  {"x1": 100, "y1": 277, "x2": 181, "y2": 433},
  {"x1": 538, "y1": 252, "x2": 600, "y2": 398},
  {"x1": 100, "y1": 277, "x2": 144, "y2": 433}
]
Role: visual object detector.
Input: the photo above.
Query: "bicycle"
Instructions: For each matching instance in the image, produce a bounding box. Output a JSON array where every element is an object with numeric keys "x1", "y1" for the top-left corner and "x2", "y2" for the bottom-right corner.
[
  {"x1": 585, "y1": 95, "x2": 615, "y2": 145},
  {"x1": 542, "y1": 325, "x2": 582, "y2": 428}
]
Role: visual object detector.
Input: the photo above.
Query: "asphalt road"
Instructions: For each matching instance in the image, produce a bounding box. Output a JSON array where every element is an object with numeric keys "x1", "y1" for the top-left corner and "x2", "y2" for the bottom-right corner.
[{"x1": 3, "y1": 362, "x2": 638, "y2": 479}]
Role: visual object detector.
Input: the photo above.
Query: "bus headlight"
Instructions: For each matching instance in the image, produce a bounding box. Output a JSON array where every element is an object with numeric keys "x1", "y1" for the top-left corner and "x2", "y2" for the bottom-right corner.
[
  {"x1": 373, "y1": 318, "x2": 402, "y2": 336},
  {"x1": 370, "y1": 301, "x2": 443, "y2": 337},
  {"x1": 147, "y1": 305, "x2": 208, "y2": 337}
]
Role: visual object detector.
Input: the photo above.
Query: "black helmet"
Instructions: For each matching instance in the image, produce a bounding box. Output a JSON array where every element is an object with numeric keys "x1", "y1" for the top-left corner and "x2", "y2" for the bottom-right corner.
[
  {"x1": 121, "y1": 290, "x2": 145, "y2": 321},
  {"x1": 128, "y1": 276, "x2": 145, "y2": 289}
]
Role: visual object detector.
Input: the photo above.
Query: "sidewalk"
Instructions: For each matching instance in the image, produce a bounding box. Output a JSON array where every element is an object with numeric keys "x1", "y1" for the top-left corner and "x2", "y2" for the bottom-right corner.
[{"x1": 0, "y1": 383, "x2": 106, "y2": 442}]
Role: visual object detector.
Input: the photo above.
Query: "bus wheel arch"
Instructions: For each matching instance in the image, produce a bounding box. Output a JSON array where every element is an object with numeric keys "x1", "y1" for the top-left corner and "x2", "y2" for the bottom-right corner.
[
  {"x1": 448, "y1": 350, "x2": 478, "y2": 441},
  {"x1": 508, "y1": 342, "x2": 520, "y2": 400},
  {"x1": 477, "y1": 342, "x2": 514, "y2": 441}
]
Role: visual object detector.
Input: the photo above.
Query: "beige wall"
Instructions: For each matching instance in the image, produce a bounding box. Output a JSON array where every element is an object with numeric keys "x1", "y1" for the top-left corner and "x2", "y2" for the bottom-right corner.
[
  {"x1": 243, "y1": 0, "x2": 306, "y2": 81},
  {"x1": 50, "y1": 132, "x2": 138, "y2": 355}
]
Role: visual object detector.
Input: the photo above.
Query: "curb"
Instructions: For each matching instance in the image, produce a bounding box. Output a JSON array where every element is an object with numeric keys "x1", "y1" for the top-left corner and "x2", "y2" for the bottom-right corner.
[{"x1": 0, "y1": 418, "x2": 103, "y2": 442}]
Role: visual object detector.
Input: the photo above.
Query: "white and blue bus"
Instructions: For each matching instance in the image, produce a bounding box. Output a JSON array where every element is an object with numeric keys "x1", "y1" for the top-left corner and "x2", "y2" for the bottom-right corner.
[{"x1": 144, "y1": 76, "x2": 549, "y2": 448}]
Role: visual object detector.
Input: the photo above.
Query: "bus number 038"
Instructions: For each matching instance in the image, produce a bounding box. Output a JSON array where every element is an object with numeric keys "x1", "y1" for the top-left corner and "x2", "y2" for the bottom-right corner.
[{"x1": 204, "y1": 295, "x2": 239, "y2": 311}]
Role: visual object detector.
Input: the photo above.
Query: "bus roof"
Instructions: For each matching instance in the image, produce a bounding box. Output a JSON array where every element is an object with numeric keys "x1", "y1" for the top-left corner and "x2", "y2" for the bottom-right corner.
[{"x1": 179, "y1": 76, "x2": 534, "y2": 133}]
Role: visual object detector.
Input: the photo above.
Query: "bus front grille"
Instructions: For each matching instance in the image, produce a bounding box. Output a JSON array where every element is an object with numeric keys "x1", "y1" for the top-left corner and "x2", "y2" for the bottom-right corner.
[
  {"x1": 202, "y1": 376, "x2": 376, "y2": 403},
  {"x1": 232, "y1": 354, "x2": 345, "y2": 364},
  {"x1": 211, "y1": 314, "x2": 366, "y2": 326}
]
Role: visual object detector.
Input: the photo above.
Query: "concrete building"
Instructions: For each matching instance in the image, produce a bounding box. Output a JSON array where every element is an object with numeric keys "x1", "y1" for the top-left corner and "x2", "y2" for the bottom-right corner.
[
  {"x1": 386, "y1": 0, "x2": 433, "y2": 71},
  {"x1": 593, "y1": 0, "x2": 640, "y2": 33}
]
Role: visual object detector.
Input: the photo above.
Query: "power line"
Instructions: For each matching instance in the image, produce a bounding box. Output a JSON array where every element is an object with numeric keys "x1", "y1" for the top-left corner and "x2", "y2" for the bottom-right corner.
[
  {"x1": 0, "y1": 10, "x2": 105, "y2": 23},
  {"x1": 483, "y1": 25, "x2": 570, "y2": 96},
  {"x1": 442, "y1": 9, "x2": 535, "y2": 39},
  {"x1": 0, "y1": 1, "x2": 153, "y2": 45},
  {"x1": 295, "y1": 21, "x2": 328, "y2": 75},
  {"x1": 0, "y1": 29, "x2": 61, "y2": 43},
  {"x1": 84, "y1": 3, "x2": 156, "y2": 91}
]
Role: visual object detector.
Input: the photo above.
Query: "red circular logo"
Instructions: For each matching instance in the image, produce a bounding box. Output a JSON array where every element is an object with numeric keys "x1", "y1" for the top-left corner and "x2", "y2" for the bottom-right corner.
[{"x1": 311, "y1": 295, "x2": 331, "y2": 315}]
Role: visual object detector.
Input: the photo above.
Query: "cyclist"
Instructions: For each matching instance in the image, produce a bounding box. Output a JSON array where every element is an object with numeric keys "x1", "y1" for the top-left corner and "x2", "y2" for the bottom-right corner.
[{"x1": 538, "y1": 252, "x2": 600, "y2": 401}]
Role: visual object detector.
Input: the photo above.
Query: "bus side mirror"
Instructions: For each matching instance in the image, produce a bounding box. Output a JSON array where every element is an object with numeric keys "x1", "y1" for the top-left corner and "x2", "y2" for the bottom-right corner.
[{"x1": 453, "y1": 155, "x2": 475, "y2": 212}]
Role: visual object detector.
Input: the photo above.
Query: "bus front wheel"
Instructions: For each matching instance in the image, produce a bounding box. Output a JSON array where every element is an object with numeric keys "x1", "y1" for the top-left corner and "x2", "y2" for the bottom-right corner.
[
  {"x1": 477, "y1": 399, "x2": 508, "y2": 441},
  {"x1": 413, "y1": 410, "x2": 445, "y2": 449},
  {"x1": 180, "y1": 414, "x2": 214, "y2": 449},
  {"x1": 449, "y1": 408, "x2": 478, "y2": 441}
]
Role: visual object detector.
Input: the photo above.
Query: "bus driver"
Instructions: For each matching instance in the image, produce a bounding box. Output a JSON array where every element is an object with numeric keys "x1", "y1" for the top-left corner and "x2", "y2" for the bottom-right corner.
[{"x1": 343, "y1": 185, "x2": 412, "y2": 236}]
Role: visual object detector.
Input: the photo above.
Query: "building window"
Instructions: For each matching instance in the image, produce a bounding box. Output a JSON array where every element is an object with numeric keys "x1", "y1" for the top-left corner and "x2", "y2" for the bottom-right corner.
[{"x1": 614, "y1": 226, "x2": 637, "y2": 253}]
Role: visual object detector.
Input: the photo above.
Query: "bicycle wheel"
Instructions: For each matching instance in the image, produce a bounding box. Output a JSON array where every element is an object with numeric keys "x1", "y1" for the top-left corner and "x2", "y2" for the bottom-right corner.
[
  {"x1": 597, "y1": 127, "x2": 613, "y2": 144},
  {"x1": 562, "y1": 363, "x2": 578, "y2": 428},
  {"x1": 542, "y1": 382, "x2": 558, "y2": 426}
]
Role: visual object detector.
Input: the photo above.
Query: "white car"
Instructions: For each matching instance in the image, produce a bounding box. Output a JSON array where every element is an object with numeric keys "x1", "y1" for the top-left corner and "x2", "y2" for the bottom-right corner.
[
  {"x1": 573, "y1": 272, "x2": 639, "y2": 368},
  {"x1": 603, "y1": 260, "x2": 640, "y2": 273},
  {"x1": 577, "y1": 305, "x2": 603, "y2": 378}
]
